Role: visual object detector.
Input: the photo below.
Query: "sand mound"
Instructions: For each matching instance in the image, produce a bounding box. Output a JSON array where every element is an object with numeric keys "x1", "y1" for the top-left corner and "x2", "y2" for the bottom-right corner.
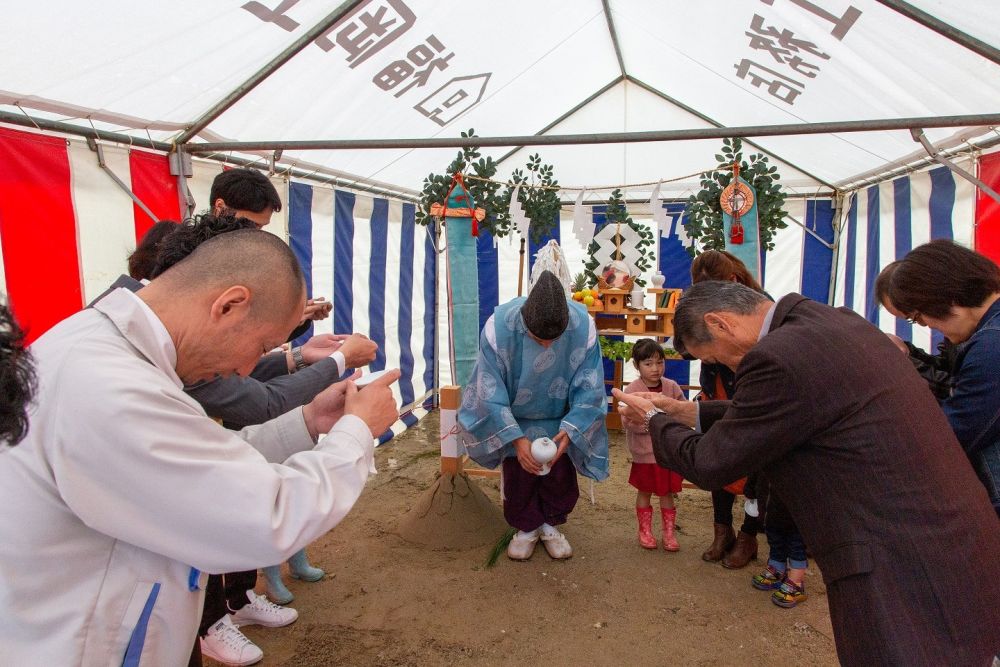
[{"x1": 397, "y1": 472, "x2": 506, "y2": 550}]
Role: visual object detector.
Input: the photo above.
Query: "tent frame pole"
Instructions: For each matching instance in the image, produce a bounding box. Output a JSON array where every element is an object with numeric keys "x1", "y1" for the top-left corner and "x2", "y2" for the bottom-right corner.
[
  {"x1": 174, "y1": 0, "x2": 366, "y2": 145},
  {"x1": 0, "y1": 111, "x2": 418, "y2": 202},
  {"x1": 494, "y1": 76, "x2": 623, "y2": 167},
  {"x1": 873, "y1": 0, "x2": 1000, "y2": 67},
  {"x1": 625, "y1": 75, "x2": 837, "y2": 190},
  {"x1": 601, "y1": 0, "x2": 627, "y2": 77},
  {"x1": 827, "y1": 192, "x2": 850, "y2": 306},
  {"x1": 911, "y1": 129, "x2": 1000, "y2": 206},
  {"x1": 183, "y1": 113, "x2": 1000, "y2": 153}
]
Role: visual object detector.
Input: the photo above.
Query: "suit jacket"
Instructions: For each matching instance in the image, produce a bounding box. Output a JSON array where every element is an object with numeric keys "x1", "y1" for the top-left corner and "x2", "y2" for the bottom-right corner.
[
  {"x1": 93, "y1": 276, "x2": 343, "y2": 428},
  {"x1": 650, "y1": 294, "x2": 1000, "y2": 666}
]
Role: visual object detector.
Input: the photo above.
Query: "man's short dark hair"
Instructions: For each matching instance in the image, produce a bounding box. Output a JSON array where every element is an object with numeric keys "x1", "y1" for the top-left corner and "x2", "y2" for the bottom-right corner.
[
  {"x1": 209, "y1": 168, "x2": 282, "y2": 214},
  {"x1": 0, "y1": 303, "x2": 35, "y2": 446},
  {"x1": 151, "y1": 214, "x2": 258, "y2": 279},
  {"x1": 672, "y1": 281, "x2": 772, "y2": 354},
  {"x1": 889, "y1": 240, "x2": 1000, "y2": 319}
]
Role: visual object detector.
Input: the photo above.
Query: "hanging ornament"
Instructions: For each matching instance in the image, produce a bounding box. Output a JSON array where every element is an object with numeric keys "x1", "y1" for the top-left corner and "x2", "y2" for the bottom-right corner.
[{"x1": 719, "y1": 163, "x2": 754, "y2": 245}]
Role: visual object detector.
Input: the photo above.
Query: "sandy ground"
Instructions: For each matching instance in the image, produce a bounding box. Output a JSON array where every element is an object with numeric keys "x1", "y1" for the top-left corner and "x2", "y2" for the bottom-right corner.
[{"x1": 210, "y1": 412, "x2": 839, "y2": 666}]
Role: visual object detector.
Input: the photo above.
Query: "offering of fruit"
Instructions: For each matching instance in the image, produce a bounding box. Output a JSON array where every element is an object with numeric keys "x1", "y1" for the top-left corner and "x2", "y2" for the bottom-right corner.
[
  {"x1": 593, "y1": 298, "x2": 604, "y2": 309},
  {"x1": 583, "y1": 295, "x2": 595, "y2": 307},
  {"x1": 572, "y1": 291, "x2": 584, "y2": 302}
]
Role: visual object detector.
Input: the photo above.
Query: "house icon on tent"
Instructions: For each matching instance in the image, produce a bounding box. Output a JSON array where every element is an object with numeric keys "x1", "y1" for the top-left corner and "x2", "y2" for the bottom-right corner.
[{"x1": 415, "y1": 73, "x2": 491, "y2": 127}]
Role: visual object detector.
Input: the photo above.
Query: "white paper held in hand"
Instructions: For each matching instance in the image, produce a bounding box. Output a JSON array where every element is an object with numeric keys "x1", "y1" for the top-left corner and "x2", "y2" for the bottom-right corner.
[{"x1": 353, "y1": 368, "x2": 395, "y2": 387}]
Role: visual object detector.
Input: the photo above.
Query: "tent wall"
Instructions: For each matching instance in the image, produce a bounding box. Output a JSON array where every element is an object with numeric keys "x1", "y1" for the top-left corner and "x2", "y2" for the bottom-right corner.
[
  {"x1": 977, "y1": 149, "x2": 1000, "y2": 264},
  {"x1": 286, "y1": 181, "x2": 436, "y2": 443},
  {"x1": 0, "y1": 125, "x2": 433, "y2": 443},
  {"x1": 833, "y1": 161, "x2": 976, "y2": 354}
]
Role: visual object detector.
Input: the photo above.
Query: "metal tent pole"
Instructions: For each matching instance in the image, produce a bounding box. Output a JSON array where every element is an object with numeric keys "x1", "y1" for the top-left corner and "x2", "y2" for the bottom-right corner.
[
  {"x1": 911, "y1": 129, "x2": 1000, "y2": 206},
  {"x1": 873, "y1": 0, "x2": 1000, "y2": 67},
  {"x1": 185, "y1": 113, "x2": 1000, "y2": 153},
  {"x1": 174, "y1": 0, "x2": 366, "y2": 144}
]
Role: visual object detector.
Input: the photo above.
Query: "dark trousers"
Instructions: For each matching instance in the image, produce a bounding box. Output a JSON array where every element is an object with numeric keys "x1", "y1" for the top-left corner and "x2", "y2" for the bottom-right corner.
[
  {"x1": 197, "y1": 570, "x2": 258, "y2": 636},
  {"x1": 711, "y1": 489, "x2": 763, "y2": 535},
  {"x1": 764, "y1": 492, "x2": 807, "y2": 568},
  {"x1": 502, "y1": 455, "x2": 579, "y2": 531}
]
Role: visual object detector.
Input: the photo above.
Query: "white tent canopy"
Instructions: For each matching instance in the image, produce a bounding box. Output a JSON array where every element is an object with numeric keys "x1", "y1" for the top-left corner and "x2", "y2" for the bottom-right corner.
[{"x1": 4, "y1": 0, "x2": 999, "y2": 198}]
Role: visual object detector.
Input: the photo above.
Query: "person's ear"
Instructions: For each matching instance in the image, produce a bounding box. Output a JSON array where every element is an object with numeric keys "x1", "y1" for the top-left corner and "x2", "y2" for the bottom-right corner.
[
  {"x1": 703, "y1": 312, "x2": 732, "y2": 336},
  {"x1": 212, "y1": 198, "x2": 228, "y2": 216},
  {"x1": 209, "y1": 286, "x2": 252, "y2": 324}
]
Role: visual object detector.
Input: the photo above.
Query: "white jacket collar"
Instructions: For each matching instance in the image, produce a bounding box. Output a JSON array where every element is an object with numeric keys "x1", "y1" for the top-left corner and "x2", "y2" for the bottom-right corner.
[{"x1": 93, "y1": 288, "x2": 182, "y2": 388}]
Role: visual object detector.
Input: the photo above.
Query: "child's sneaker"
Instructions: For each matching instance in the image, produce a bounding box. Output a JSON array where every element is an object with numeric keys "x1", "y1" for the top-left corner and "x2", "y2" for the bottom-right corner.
[
  {"x1": 771, "y1": 579, "x2": 808, "y2": 608},
  {"x1": 752, "y1": 564, "x2": 784, "y2": 591}
]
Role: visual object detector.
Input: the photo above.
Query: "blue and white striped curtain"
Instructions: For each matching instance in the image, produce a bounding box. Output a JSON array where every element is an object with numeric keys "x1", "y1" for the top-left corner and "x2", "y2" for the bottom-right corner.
[
  {"x1": 287, "y1": 181, "x2": 436, "y2": 445},
  {"x1": 833, "y1": 164, "x2": 975, "y2": 354}
]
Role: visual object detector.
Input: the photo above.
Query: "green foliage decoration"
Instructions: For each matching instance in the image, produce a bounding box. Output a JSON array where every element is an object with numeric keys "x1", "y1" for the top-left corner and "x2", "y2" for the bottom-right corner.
[
  {"x1": 415, "y1": 129, "x2": 511, "y2": 238},
  {"x1": 584, "y1": 189, "x2": 655, "y2": 287},
  {"x1": 500, "y1": 153, "x2": 561, "y2": 243},
  {"x1": 682, "y1": 138, "x2": 788, "y2": 257}
]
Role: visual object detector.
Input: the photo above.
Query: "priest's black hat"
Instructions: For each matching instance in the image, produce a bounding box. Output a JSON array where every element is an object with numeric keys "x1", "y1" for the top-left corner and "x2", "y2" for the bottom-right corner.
[{"x1": 522, "y1": 270, "x2": 569, "y2": 340}]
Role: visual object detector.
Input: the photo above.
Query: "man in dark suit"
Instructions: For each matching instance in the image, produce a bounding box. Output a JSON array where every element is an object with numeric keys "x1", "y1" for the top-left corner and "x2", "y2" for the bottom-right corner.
[{"x1": 614, "y1": 281, "x2": 1000, "y2": 666}]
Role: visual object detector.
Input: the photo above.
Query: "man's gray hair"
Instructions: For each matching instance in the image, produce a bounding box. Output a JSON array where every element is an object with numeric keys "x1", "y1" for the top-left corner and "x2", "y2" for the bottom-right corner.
[{"x1": 672, "y1": 281, "x2": 771, "y2": 353}]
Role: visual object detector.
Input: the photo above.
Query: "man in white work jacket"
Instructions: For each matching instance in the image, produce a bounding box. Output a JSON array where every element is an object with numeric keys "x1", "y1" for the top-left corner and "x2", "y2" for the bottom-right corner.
[{"x1": 0, "y1": 229, "x2": 399, "y2": 666}]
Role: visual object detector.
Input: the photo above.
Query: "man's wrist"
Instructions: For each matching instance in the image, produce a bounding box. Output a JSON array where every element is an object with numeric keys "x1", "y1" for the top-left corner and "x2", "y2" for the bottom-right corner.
[{"x1": 291, "y1": 346, "x2": 308, "y2": 371}]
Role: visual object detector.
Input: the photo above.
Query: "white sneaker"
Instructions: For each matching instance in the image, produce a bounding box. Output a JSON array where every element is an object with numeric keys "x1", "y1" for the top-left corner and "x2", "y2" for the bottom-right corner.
[
  {"x1": 230, "y1": 590, "x2": 299, "y2": 628},
  {"x1": 200, "y1": 615, "x2": 263, "y2": 666},
  {"x1": 540, "y1": 526, "x2": 573, "y2": 559},
  {"x1": 507, "y1": 528, "x2": 541, "y2": 560}
]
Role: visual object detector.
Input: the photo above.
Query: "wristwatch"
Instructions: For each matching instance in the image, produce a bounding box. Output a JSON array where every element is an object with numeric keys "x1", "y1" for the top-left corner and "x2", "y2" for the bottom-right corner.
[
  {"x1": 643, "y1": 407, "x2": 663, "y2": 432},
  {"x1": 291, "y1": 346, "x2": 308, "y2": 371}
]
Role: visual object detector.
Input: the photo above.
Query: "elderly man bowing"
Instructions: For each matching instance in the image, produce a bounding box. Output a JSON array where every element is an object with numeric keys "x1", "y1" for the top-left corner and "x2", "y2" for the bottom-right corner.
[
  {"x1": 614, "y1": 281, "x2": 1000, "y2": 666},
  {"x1": 0, "y1": 229, "x2": 399, "y2": 666}
]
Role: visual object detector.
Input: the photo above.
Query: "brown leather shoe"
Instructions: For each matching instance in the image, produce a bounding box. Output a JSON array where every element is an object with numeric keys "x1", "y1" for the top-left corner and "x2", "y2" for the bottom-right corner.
[
  {"x1": 721, "y1": 531, "x2": 758, "y2": 569},
  {"x1": 702, "y1": 523, "x2": 735, "y2": 562}
]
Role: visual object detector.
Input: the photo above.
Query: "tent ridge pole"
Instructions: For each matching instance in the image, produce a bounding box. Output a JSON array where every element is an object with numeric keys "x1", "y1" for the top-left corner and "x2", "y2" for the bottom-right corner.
[
  {"x1": 873, "y1": 0, "x2": 1000, "y2": 68},
  {"x1": 174, "y1": 0, "x2": 366, "y2": 145},
  {"x1": 602, "y1": 0, "x2": 627, "y2": 78},
  {"x1": 183, "y1": 114, "x2": 1000, "y2": 152}
]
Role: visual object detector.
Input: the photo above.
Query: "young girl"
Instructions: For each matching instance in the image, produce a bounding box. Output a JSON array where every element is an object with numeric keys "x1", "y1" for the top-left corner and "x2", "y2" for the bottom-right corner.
[{"x1": 623, "y1": 339, "x2": 685, "y2": 550}]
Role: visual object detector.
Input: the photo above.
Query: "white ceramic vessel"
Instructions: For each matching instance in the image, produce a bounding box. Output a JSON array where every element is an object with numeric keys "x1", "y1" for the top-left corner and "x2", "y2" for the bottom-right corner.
[{"x1": 530, "y1": 437, "x2": 558, "y2": 476}]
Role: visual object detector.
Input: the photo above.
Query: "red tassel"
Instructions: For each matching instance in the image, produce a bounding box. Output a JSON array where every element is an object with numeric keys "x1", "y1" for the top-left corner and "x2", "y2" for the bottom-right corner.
[{"x1": 730, "y1": 221, "x2": 744, "y2": 244}]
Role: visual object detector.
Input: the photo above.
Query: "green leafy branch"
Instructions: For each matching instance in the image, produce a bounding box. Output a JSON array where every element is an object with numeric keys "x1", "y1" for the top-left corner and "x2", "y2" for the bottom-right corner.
[
  {"x1": 500, "y1": 153, "x2": 561, "y2": 243},
  {"x1": 415, "y1": 129, "x2": 511, "y2": 238},
  {"x1": 682, "y1": 137, "x2": 788, "y2": 257}
]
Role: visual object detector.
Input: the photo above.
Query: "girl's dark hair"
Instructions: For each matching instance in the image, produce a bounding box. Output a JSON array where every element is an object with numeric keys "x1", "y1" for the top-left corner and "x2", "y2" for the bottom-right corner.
[
  {"x1": 127, "y1": 220, "x2": 179, "y2": 280},
  {"x1": 690, "y1": 250, "x2": 763, "y2": 292},
  {"x1": 0, "y1": 303, "x2": 35, "y2": 445},
  {"x1": 889, "y1": 240, "x2": 1000, "y2": 319},
  {"x1": 631, "y1": 338, "x2": 664, "y2": 364},
  {"x1": 150, "y1": 214, "x2": 258, "y2": 278}
]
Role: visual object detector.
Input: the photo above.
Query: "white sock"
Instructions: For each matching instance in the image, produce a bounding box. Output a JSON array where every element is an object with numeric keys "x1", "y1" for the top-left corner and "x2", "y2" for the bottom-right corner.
[
  {"x1": 516, "y1": 529, "x2": 539, "y2": 539},
  {"x1": 540, "y1": 523, "x2": 560, "y2": 536}
]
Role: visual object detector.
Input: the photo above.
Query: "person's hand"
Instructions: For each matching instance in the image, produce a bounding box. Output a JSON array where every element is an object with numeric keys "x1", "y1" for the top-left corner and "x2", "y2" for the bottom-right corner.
[
  {"x1": 299, "y1": 334, "x2": 341, "y2": 365},
  {"x1": 339, "y1": 333, "x2": 378, "y2": 368},
  {"x1": 625, "y1": 391, "x2": 698, "y2": 428},
  {"x1": 885, "y1": 333, "x2": 909, "y2": 354},
  {"x1": 302, "y1": 371, "x2": 362, "y2": 437},
  {"x1": 343, "y1": 368, "x2": 401, "y2": 437},
  {"x1": 551, "y1": 430, "x2": 571, "y2": 464},
  {"x1": 612, "y1": 389, "x2": 655, "y2": 426},
  {"x1": 513, "y1": 437, "x2": 542, "y2": 475},
  {"x1": 302, "y1": 297, "x2": 333, "y2": 322}
]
